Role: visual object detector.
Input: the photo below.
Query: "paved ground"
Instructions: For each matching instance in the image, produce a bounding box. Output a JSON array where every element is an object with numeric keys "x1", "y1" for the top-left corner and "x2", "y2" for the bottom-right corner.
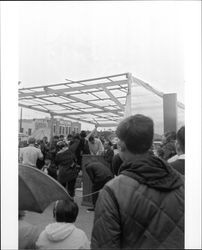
[{"x1": 24, "y1": 188, "x2": 94, "y2": 241}]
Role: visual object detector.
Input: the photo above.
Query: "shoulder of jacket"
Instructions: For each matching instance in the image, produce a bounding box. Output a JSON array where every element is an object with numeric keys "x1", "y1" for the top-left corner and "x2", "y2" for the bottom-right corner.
[{"x1": 104, "y1": 174, "x2": 140, "y2": 195}]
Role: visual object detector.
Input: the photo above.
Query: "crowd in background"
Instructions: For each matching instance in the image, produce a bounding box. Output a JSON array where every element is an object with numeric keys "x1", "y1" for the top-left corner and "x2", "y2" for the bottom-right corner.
[{"x1": 19, "y1": 115, "x2": 185, "y2": 249}]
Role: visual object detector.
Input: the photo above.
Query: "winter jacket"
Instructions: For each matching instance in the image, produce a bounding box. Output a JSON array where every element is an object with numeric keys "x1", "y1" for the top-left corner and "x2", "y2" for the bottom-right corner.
[
  {"x1": 91, "y1": 154, "x2": 184, "y2": 249},
  {"x1": 36, "y1": 222, "x2": 90, "y2": 249},
  {"x1": 171, "y1": 159, "x2": 185, "y2": 175},
  {"x1": 55, "y1": 148, "x2": 78, "y2": 184},
  {"x1": 86, "y1": 162, "x2": 113, "y2": 184}
]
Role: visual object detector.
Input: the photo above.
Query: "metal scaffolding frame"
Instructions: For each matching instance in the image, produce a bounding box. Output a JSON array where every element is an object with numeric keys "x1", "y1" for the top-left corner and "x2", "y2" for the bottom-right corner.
[
  {"x1": 18, "y1": 73, "x2": 185, "y2": 132},
  {"x1": 19, "y1": 73, "x2": 131, "y2": 128}
]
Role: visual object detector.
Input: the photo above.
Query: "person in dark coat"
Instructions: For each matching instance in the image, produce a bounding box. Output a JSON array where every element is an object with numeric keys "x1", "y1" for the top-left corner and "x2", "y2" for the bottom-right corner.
[
  {"x1": 86, "y1": 162, "x2": 113, "y2": 211},
  {"x1": 102, "y1": 140, "x2": 114, "y2": 170},
  {"x1": 91, "y1": 114, "x2": 184, "y2": 249},
  {"x1": 111, "y1": 153, "x2": 123, "y2": 176},
  {"x1": 157, "y1": 131, "x2": 177, "y2": 161},
  {"x1": 49, "y1": 135, "x2": 60, "y2": 163},
  {"x1": 171, "y1": 126, "x2": 185, "y2": 175},
  {"x1": 55, "y1": 141, "x2": 78, "y2": 197}
]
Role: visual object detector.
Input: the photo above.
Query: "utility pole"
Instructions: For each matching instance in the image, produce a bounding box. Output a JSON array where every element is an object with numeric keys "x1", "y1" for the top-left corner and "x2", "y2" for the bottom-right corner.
[{"x1": 20, "y1": 108, "x2": 23, "y2": 133}]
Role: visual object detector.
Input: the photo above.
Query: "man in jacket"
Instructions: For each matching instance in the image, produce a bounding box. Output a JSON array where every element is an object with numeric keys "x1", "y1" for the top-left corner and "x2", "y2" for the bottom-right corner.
[
  {"x1": 86, "y1": 162, "x2": 113, "y2": 211},
  {"x1": 171, "y1": 126, "x2": 185, "y2": 175},
  {"x1": 91, "y1": 114, "x2": 184, "y2": 249}
]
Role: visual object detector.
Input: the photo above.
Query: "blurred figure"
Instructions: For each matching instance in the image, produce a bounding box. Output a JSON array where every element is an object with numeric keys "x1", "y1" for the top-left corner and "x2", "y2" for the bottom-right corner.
[
  {"x1": 111, "y1": 153, "x2": 123, "y2": 176},
  {"x1": 91, "y1": 114, "x2": 184, "y2": 249},
  {"x1": 42, "y1": 153, "x2": 58, "y2": 180},
  {"x1": 157, "y1": 131, "x2": 177, "y2": 161},
  {"x1": 49, "y1": 136, "x2": 60, "y2": 163},
  {"x1": 59, "y1": 134, "x2": 65, "y2": 142},
  {"x1": 88, "y1": 136, "x2": 104, "y2": 156},
  {"x1": 171, "y1": 126, "x2": 185, "y2": 175},
  {"x1": 19, "y1": 137, "x2": 43, "y2": 168},
  {"x1": 36, "y1": 200, "x2": 90, "y2": 249},
  {"x1": 79, "y1": 131, "x2": 90, "y2": 154},
  {"x1": 102, "y1": 139, "x2": 114, "y2": 171},
  {"x1": 19, "y1": 210, "x2": 40, "y2": 249},
  {"x1": 69, "y1": 133, "x2": 81, "y2": 161},
  {"x1": 55, "y1": 141, "x2": 78, "y2": 197},
  {"x1": 86, "y1": 162, "x2": 113, "y2": 211}
]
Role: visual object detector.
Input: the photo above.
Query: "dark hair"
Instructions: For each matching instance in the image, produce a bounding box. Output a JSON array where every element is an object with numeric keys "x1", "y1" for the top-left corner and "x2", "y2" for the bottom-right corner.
[
  {"x1": 59, "y1": 135, "x2": 64, "y2": 138},
  {"x1": 67, "y1": 134, "x2": 73, "y2": 140},
  {"x1": 53, "y1": 200, "x2": 79, "y2": 223},
  {"x1": 80, "y1": 130, "x2": 87, "y2": 138},
  {"x1": 89, "y1": 136, "x2": 94, "y2": 142},
  {"x1": 53, "y1": 135, "x2": 59, "y2": 140},
  {"x1": 164, "y1": 131, "x2": 176, "y2": 142},
  {"x1": 45, "y1": 152, "x2": 52, "y2": 160},
  {"x1": 116, "y1": 114, "x2": 154, "y2": 154},
  {"x1": 176, "y1": 126, "x2": 185, "y2": 153},
  {"x1": 74, "y1": 133, "x2": 81, "y2": 140},
  {"x1": 105, "y1": 139, "x2": 112, "y2": 147}
]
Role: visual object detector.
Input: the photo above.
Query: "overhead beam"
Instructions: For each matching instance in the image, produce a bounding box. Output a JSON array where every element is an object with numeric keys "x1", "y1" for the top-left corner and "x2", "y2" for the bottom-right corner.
[
  {"x1": 19, "y1": 87, "x2": 127, "y2": 101},
  {"x1": 102, "y1": 86, "x2": 125, "y2": 110},
  {"x1": 98, "y1": 123, "x2": 118, "y2": 128},
  {"x1": 45, "y1": 87, "x2": 123, "y2": 116},
  {"x1": 58, "y1": 110, "x2": 122, "y2": 116},
  {"x1": 19, "y1": 104, "x2": 53, "y2": 115},
  {"x1": 19, "y1": 80, "x2": 128, "y2": 98},
  {"x1": 19, "y1": 73, "x2": 128, "y2": 91},
  {"x1": 19, "y1": 103, "x2": 98, "y2": 125}
]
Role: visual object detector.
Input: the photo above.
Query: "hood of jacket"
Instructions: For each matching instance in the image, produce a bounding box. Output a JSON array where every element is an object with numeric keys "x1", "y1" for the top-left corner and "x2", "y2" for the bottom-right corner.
[
  {"x1": 119, "y1": 154, "x2": 183, "y2": 191},
  {"x1": 45, "y1": 223, "x2": 75, "y2": 242}
]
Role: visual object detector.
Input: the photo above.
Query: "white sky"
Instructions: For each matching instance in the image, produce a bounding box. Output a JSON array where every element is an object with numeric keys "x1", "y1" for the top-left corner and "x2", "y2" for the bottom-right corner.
[{"x1": 18, "y1": 1, "x2": 187, "y2": 129}]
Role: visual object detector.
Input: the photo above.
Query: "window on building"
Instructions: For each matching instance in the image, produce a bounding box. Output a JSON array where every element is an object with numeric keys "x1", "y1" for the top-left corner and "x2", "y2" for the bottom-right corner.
[
  {"x1": 66, "y1": 127, "x2": 68, "y2": 135},
  {"x1": 53, "y1": 125, "x2": 56, "y2": 133},
  {"x1": 76, "y1": 127, "x2": 79, "y2": 133},
  {"x1": 62, "y1": 127, "x2": 64, "y2": 134},
  {"x1": 28, "y1": 128, "x2": 32, "y2": 136},
  {"x1": 59, "y1": 126, "x2": 62, "y2": 134},
  {"x1": 20, "y1": 128, "x2": 24, "y2": 133},
  {"x1": 68, "y1": 127, "x2": 71, "y2": 134}
]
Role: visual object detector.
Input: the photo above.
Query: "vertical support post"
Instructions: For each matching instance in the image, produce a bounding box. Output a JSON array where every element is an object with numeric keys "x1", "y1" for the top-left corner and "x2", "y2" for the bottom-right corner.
[
  {"x1": 163, "y1": 93, "x2": 177, "y2": 133},
  {"x1": 50, "y1": 113, "x2": 54, "y2": 140},
  {"x1": 19, "y1": 108, "x2": 23, "y2": 132},
  {"x1": 124, "y1": 73, "x2": 132, "y2": 118}
]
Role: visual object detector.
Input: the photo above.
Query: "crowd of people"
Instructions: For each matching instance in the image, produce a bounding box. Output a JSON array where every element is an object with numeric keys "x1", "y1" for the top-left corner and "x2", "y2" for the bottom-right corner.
[{"x1": 19, "y1": 114, "x2": 185, "y2": 249}]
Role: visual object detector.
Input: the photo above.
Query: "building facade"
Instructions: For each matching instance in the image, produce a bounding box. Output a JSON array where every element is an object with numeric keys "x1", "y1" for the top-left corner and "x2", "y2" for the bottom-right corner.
[{"x1": 19, "y1": 118, "x2": 81, "y2": 139}]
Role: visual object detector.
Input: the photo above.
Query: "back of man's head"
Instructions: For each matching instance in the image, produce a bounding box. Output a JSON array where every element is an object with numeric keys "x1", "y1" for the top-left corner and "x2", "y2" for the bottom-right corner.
[
  {"x1": 176, "y1": 126, "x2": 185, "y2": 154},
  {"x1": 80, "y1": 130, "x2": 86, "y2": 138},
  {"x1": 89, "y1": 136, "x2": 95, "y2": 143},
  {"x1": 116, "y1": 114, "x2": 154, "y2": 154},
  {"x1": 28, "y1": 137, "x2": 36, "y2": 145},
  {"x1": 54, "y1": 200, "x2": 79, "y2": 223}
]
